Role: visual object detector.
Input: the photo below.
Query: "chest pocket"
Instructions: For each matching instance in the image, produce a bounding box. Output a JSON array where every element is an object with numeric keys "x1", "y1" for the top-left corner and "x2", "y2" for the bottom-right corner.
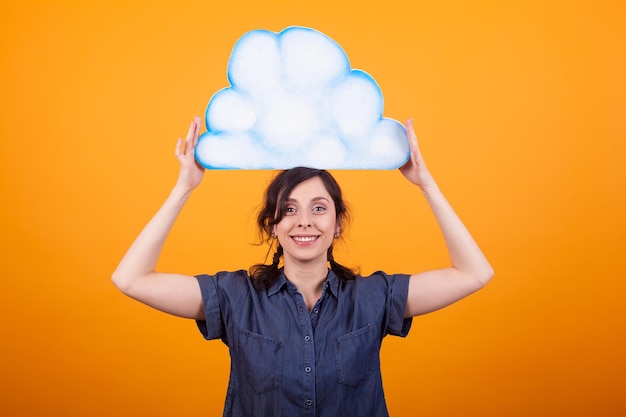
[
  {"x1": 333, "y1": 323, "x2": 378, "y2": 388},
  {"x1": 236, "y1": 329, "x2": 284, "y2": 394}
]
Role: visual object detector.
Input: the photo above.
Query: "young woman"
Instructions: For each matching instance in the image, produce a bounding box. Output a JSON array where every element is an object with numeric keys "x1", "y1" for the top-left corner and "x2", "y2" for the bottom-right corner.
[{"x1": 112, "y1": 116, "x2": 493, "y2": 417}]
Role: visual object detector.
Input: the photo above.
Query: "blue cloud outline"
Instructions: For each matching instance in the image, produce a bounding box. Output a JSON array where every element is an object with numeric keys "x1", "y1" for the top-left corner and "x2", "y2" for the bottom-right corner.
[{"x1": 195, "y1": 26, "x2": 409, "y2": 170}]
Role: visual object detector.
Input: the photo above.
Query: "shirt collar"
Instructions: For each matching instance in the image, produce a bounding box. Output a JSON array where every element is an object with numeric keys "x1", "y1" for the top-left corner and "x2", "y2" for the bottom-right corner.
[
  {"x1": 267, "y1": 271, "x2": 289, "y2": 297},
  {"x1": 325, "y1": 269, "x2": 340, "y2": 298},
  {"x1": 266, "y1": 269, "x2": 340, "y2": 298}
]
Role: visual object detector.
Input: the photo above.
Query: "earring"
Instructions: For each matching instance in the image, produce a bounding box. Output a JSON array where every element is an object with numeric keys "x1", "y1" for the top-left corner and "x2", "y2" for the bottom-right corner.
[{"x1": 334, "y1": 232, "x2": 340, "y2": 238}]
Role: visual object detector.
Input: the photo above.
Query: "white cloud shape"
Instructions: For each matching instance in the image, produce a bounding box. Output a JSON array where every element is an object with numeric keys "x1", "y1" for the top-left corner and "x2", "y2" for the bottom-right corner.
[{"x1": 195, "y1": 26, "x2": 409, "y2": 170}]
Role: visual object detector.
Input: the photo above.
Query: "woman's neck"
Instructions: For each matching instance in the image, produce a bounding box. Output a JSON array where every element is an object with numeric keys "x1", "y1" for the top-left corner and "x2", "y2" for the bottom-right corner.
[{"x1": 283, "y1": 259, "x2": 328, "y2": 311}]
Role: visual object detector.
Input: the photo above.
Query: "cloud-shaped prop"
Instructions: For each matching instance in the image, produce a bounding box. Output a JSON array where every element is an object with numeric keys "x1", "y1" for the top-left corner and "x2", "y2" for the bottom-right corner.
[{"x1": 195, "y1": 26, "x2": 409, "y2": 170}]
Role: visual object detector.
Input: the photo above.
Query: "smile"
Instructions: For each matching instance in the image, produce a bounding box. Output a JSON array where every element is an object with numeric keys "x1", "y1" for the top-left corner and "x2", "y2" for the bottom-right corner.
[{"x1": 291, "y1": 235, "x2": 319, "y2": 243}]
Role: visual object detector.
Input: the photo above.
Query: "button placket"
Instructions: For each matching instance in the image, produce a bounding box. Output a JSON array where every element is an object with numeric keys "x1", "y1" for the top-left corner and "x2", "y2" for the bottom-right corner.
[{"x1": 289, "y1": 285, "x2": 316, "y2": 416}]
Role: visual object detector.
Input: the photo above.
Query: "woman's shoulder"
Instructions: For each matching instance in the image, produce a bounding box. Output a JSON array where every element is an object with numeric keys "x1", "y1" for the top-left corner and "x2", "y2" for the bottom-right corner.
[
  {"x1": 354, "y1": 270, "x2": 410, "y2": 282},
  {"x1": 195, "y1": 270, "x2": 263, "y2": 307},
  {"x1": 341, "y1": 270, "x2": 411, "y2": 295},
  {"x1": 195, "y1": 269, "x2": 253, "y2": 289},
  {"x1": 196, "y1": 269, "x2": 249, "y2": 279}
]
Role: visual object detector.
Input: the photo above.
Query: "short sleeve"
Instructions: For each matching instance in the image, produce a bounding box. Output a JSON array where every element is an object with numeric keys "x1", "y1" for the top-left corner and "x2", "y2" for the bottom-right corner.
[
  {"x1": 195, "y1": 274, "x2": 222, "y2": 340},
  {"x1": 385, "y1": 273, "x2": 413, "y2": 337}
]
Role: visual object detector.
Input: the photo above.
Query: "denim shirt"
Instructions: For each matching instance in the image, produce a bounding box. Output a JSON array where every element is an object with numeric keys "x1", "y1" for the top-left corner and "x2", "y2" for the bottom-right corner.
[{"x1": 195, "y1": 269, "x2": 412, "y2": 417}]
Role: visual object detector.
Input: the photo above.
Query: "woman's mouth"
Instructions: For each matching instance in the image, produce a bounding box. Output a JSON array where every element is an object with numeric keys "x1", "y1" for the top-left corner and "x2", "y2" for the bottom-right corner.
[{"x1": 291, "y1": 235, "x2": 319, "y2": 244}]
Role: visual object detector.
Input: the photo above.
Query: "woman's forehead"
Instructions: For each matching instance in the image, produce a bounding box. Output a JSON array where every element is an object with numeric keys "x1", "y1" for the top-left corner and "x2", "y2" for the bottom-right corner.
[{"x1": 287, "y1": 177, "x2": 332, "y2": 200}]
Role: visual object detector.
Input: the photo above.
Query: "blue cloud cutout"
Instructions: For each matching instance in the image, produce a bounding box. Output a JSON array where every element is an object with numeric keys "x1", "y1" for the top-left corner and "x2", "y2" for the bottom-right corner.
[{"x1": 195, "y1": 26, "x2": 409, "y2": 170}]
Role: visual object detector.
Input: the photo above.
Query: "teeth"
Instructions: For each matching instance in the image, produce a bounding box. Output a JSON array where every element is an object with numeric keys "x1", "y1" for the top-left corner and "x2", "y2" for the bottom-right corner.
[{"x1": 293, "y1": 236, "x2": 317, "y2": 242}]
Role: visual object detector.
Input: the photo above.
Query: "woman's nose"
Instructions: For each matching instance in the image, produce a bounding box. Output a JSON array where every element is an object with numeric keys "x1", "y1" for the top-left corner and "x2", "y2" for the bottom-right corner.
[{"x1": 297, "y1": 212, "x2": 312, "y2": 227}]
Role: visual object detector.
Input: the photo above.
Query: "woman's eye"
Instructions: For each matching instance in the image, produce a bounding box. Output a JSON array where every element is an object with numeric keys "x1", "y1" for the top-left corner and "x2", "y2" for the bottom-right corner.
[
  {"x1": 313, "y1": 206, "x2": 326, "y2": 212},
  {"x1": 285, "y1": 206, "x2": 296, "y2": 214}
]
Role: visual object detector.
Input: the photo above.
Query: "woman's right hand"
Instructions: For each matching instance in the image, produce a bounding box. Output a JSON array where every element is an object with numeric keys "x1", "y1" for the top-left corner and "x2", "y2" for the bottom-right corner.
[{"x1": 174, "y1": 116, "x2": 205, "y2": 194}]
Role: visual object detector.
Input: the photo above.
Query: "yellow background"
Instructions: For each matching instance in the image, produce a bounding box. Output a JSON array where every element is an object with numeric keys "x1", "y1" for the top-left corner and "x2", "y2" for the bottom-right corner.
[{"x1": 1, "y1": 1, "x2": 624, "y2": 416}]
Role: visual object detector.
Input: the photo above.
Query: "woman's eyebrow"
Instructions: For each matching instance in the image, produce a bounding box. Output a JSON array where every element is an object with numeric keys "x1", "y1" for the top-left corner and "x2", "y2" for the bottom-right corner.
[{"x1": 286, "y1": 196, "x2": 330, "y2": 203}]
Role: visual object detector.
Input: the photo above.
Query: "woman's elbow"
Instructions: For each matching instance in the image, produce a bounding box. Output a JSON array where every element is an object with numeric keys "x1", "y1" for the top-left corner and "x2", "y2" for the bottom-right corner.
[
  {"x1": 476, "y1": 265, "x2": 494, "y2": 288},
  {"x1": 111, "y1": 270, "x2": 134, "y2": 295}
]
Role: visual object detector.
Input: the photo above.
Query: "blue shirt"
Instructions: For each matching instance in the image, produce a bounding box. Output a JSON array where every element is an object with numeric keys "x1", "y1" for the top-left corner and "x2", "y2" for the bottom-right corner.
[{"x1": 195, "y1": 269, "x2": 412, "y2": 417}]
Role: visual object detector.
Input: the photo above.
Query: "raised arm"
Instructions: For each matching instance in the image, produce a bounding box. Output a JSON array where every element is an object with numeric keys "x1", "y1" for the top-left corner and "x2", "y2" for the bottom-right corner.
[
  {"x1": 112, "y1": 116, "x2": 206, "y2": 320},
  {"x1": 401, "y1": 119, "x2": 494, "y2": 318}
]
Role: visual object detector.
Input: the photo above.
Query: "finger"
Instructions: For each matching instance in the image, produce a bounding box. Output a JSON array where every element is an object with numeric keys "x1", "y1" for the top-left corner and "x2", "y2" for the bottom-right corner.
[
  {"x1": 405, "y1": 118, "x2": 419, "y2": 157},
  {"x1": 174, "y1": 138, "x2": 183, "y2": 158},
  {"x1": 407, "y1": 122, "x2": 427, "y2": 167},
  {"x1": 407, "y1": 118, "x2": 419, "y2": 142},
  {"x1": 186, "y1": 119, "x2": 198, "y2": 138},
  {"x1": 192, "y1": 116, "x2": 202, "y2": 146},
  {"x1": 184, "y1": 119, "x2": 198, "y2": 149}
]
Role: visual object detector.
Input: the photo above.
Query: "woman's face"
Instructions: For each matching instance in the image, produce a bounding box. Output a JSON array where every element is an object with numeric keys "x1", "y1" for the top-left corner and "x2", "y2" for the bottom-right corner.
[{"x1": 274, "y1": 176, "x2": 340, "y2": 266}]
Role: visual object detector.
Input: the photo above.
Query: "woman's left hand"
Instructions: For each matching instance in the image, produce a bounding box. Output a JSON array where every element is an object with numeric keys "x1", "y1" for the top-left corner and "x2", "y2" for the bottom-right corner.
[{"x1": 399, "y1": 118, "x2": 436, "y2": 190}]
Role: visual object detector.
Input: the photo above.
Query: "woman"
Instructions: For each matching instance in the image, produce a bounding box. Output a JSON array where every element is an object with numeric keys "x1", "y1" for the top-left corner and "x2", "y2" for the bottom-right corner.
[{"x1": 112, "y1": 116, "x2": 493, "y2": 416}]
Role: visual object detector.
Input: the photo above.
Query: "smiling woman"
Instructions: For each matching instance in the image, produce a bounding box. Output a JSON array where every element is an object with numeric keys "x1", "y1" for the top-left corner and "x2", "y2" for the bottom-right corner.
[{"x1": 111, "y1": 117, "x2": 493, "y2": 417}]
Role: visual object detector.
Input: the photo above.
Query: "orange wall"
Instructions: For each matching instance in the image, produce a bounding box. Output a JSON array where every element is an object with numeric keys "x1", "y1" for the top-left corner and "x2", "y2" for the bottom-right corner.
[{"x1": 1, "y1": 1, "x2": 624, "y2": 416}]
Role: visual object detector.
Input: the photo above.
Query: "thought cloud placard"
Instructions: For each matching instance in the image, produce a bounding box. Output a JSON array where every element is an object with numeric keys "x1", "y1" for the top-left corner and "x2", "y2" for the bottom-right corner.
[{"x1": 195, "y1": 26, "x2": 409, "y2": 170}]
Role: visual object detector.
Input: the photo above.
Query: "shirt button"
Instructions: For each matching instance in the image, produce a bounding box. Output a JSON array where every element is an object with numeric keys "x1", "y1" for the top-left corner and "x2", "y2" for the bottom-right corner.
[
  {"x1": 306, "y1": 399, "x2": 313, "y2": 406},
  {"x1": 304, "y1": 366, "x2": 312, "y2": 373},
  {"x1": 304, "y1": 335, "x2": 311, "y2": 341},
  {"x1": 299, "y1": 306, "x2": 304, "y2": 312},
  {"x1": 313, "y1": 308, "x2": 319, "y2": 313}
]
